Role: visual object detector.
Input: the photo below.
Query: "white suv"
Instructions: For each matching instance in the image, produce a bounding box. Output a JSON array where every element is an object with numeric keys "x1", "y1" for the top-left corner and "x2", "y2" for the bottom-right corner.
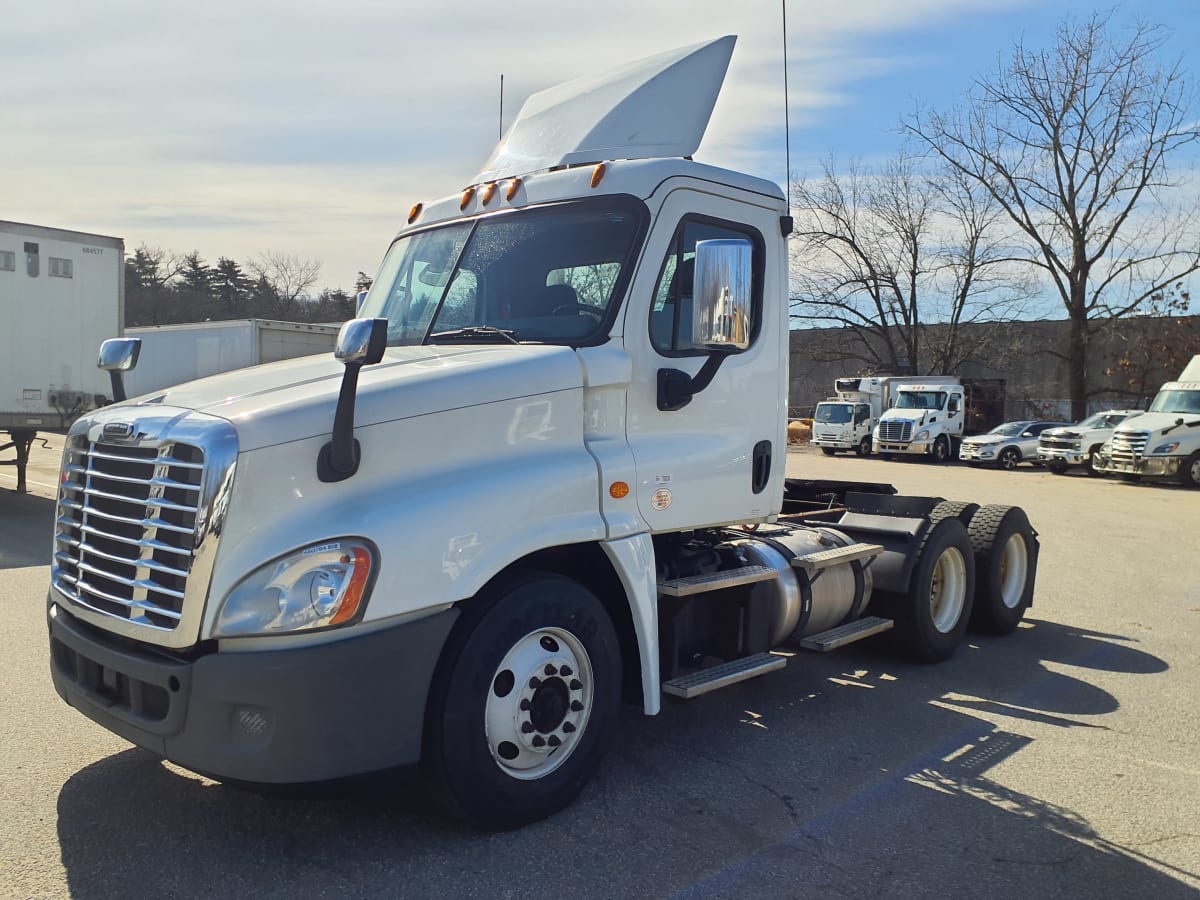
[{"x1": 1036, "y1": 410, "x2": 1143, "y2": 475}]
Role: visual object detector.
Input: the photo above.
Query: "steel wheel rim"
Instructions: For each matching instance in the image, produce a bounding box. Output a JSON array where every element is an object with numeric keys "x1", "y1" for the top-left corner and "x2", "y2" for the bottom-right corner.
[
  {"x1": 929, "y1": 546, "x2": 967, "y2": 633},
  {"x1": 484, "y1": 627, "x2": 593, "y2": 780},
  {"x1": 998, "y1": 533, "x2": 1029, "y2": 609}
]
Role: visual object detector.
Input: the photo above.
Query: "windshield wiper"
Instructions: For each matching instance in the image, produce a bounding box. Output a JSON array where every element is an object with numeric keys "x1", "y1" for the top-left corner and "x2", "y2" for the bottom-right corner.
[{"x1": 427, "y1": 326, "x2": 521, "y2": 344}]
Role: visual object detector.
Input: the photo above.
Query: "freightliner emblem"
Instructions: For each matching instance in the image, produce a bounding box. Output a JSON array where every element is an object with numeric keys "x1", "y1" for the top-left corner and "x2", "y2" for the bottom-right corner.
[{"x1": 102, "y1": 422, "x2": 135, "y2": 440}]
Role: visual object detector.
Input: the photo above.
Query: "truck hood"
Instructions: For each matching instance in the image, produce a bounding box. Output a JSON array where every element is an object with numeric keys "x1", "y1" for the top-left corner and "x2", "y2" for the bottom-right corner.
[
  {"x1": 1112, "y1": 412, "x2": 1200, "y2": 437},
  {"x1": 878, "y1": 410, "x2": 929, "y2": 425},
  {"x1": 125, "y1": 344, "x2": 584, "y2": 452}
]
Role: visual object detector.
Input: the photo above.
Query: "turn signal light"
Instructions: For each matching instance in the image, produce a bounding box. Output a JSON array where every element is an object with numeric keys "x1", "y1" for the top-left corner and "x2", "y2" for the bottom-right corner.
[
  {"x1": 590, "y1": 163, "x2": 606, "y2": 188},
  {"x1": 609, "y1": 481, "x2": 630, "y2": 499},
  {"x1": 330, "y1": 546, "x2": 373, "y2": 626}
]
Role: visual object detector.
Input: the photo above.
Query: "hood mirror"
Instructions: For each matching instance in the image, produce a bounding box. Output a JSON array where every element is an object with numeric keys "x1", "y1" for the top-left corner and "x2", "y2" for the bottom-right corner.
[
  {"x1": 319, "y1": 318, "x2": 388, "y2": 482},
  {"x1": 97, "y1": 337, "x2": 142, "y2": 403}
]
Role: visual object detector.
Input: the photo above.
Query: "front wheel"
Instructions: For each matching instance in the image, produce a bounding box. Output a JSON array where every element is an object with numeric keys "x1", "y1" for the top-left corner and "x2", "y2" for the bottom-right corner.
[
  {"x1": 424, "y1": 571, "x2": 621, "y2": 829},
  {"x1": 1181, "y1": 451, "x2": 1200, "y2": 489},
  {"x1": 1046, "y1": 460, "x2": 1068, "y2": 475},
  {"x1": 931, "y1": 436, "x2": 950, "y2": 464},
  {"x1": 1085, "y1": 447, "x2": 1103, "y2": 477},
  {"x1": 998, "y1": 447, "x2": 1021, "y2": 470},
  {"x1": 856, "y1": 437, "x2": 872, "y2": 456},
  {"x1": 821, "y1": 447, "x2": 837, "y2": 456}
]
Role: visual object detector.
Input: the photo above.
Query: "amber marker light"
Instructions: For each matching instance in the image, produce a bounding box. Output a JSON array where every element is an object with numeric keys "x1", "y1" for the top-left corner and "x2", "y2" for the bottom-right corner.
[
  {"x1": 481, "y1": 182, "x2": 498, "y2": 205},
  {"x1": 609, "y1": 481, "x2": 630, "y2": 499},
  {"x1": 505, "y1": 178, "x2": 522, "y2": 200},
  {"x1": 590, "y1": 163, "x2": 607, "y2": 188},
  {"x1": 329, "y1": 546, "x2": 373, "y2": 626},
  {"x1": 407, "y1": 203, "x2": 423, "y2": 224},
  {"x1": 460, "y1": 187, "x2": 476, "y2": 210}
]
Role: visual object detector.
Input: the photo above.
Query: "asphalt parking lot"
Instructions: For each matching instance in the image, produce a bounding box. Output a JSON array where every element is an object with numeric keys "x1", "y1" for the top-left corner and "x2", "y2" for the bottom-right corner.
[{"x1": 2, "y1": 439, "x2": 1198, "y2": 898}]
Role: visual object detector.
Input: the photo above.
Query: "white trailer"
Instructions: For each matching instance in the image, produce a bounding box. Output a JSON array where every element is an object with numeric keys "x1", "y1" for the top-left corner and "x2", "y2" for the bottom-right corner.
[
  {"x1": 1, "y1": 220, "x2": 123, "y2": 492},
  {"x1": 124, "y1": 319, "x2": 341, "y2": 396},
  {"x1": 45, "y1": 38, "x2": 1041, "y2": 829}
]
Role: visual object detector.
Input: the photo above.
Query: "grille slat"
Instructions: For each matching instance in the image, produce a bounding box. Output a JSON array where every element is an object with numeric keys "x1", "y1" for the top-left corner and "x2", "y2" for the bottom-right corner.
[
  {"x1": 1111, "y1": 430, "x2": 1149, "y2": 462},
  {"x1": 52, "y1": 436, "x2": 204, "y2": 634},
  {"x1": 878, "y1": 421, "x2": 913, "y2": 443}
]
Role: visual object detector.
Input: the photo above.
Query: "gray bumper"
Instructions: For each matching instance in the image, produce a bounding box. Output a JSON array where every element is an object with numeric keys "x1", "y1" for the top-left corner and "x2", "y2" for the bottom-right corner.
[{"x1": 49, "y1": 602, "x2": 458, "y2": 783}]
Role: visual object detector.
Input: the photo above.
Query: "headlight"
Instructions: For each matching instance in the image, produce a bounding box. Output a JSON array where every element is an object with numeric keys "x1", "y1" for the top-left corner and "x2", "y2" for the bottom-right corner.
[
  {"x1": 913, "y1": 429, "x2": 929, "y2": 441},
  {"x1": 1152, "y1": 441, "x2": 1180, "y2": 454},
  {"x1": 215, "y1": 539, "x2": 376, "y2": 637}
]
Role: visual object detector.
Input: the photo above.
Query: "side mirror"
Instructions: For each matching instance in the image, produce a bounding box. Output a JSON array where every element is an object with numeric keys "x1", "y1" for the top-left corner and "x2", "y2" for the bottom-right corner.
[
  {"x1": 97, "y1": 337, "x2": 142, "y2": 403},
  {"x1": 319, "y1": 318, "x2": 388, "y2": 482},
  {"x1": 692, "y1": 239, "x2": 752, "y2": 351}
]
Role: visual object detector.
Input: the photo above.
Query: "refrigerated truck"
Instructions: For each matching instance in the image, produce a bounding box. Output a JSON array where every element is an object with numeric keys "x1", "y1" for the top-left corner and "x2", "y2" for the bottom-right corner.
[{"x1": 0, "y1": 220, "x2": 123, "y2": 492}]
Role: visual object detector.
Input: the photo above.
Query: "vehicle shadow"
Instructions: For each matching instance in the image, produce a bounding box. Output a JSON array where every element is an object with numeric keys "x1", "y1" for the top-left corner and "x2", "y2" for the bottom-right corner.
[
  {"x1": 54, "y1": 618, "x2": 1197, "y2": 898},
  {"x1": 0, "y1": 489, "x2": 55, "y2": 570}
]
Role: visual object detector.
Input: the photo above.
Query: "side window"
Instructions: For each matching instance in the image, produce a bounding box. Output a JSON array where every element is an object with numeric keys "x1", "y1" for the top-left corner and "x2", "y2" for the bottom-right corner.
[
  {"x1": 948, "y1": 394, "x2": 960, "y2": 414},
  {"x1": 650, "y1": 218, "x2": 762, "y2": 355},
  {"x1": 0, "y1": 250, "x2": 14, "y2": 272},
  {"x1": 855, "y1": 404, "x2": 870, "y2": 424}
]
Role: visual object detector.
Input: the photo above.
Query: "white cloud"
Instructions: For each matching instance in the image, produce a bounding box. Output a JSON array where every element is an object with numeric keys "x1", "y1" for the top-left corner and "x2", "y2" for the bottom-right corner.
[{"x1": 2, "y1": 0, "x2": 1027, "y2": 290}]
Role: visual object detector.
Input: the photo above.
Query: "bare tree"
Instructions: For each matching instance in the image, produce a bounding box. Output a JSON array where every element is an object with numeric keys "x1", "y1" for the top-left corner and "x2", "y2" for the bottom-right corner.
[
  {"x1": 790, "y1": 152, "x2": 1032, "y2": 375},
  {"x1": 247, "y1": 252, "x2": 322, "y2": 320},
  {"x1": 906, "y1": 12, "x2": 1200, "y2": 419}
]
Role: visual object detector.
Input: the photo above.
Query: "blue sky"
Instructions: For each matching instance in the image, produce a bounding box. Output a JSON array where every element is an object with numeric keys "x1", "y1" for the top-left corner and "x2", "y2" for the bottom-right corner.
[{"x1": 2, "y1": 0, "x2": 1197, "y2": 292}]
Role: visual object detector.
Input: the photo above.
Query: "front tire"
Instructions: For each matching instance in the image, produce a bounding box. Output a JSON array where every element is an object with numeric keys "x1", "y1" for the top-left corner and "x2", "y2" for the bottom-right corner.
[
  {"x1": 821, "y1": 447, "x2": 837, "y2": 456},
  {"x1": 968, "y1": 505, "x2": 1037, "y2": 635},
  {"x1": 1181, "y1": 451, "x2": 1200, "y2": 489},
  {"x1": 1085, "y1": 447, "x2": 1103, "y2": 477},
  {"x1": 1047, "y1": 460, "x2": 1067, "y2": 475},
  {"x1": 856, "y1": 437, "x2": 872, "y2": 456},
  {"x1": 931, "y1": 436, "x2": 951, "y2": 464},
  {"x1": 424, "y1": 570, "x2": 621, "y2": 829},
  {"x1": 998, "y1": 447, "x2": 1021, "y2": 470}
]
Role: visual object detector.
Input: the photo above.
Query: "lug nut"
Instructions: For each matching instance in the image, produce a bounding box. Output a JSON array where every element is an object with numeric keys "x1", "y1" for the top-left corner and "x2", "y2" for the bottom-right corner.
[
  {"x1": 520, "y1": 699, "x2": 531, "y2": 711},
  {"x1": 521, "y1": 722, "x2": 534, "y2": 734},
  {"x1": 548, "y1": 735, "x2": 562, "y2": 748},
  {"x1": 569, "y1": 679, "x2": 582, "y2": 691},
  {"x1": 532, "y1": 735, "x2": 545, "y2": 748},
  {"x1": 570, "y1": 700, "x2": 584, "y2": 712},
  {"x1": 529, "y1": 676, "x2": 542, "y2": 690},
  {"x1": 544, "y1": 664, "x2": 557, "y2": 676},
  {"x1": 559, "y1": 665, "x2": 573, "y2": 677},
  {"x1": 562, "y1": 722, "x2": 576, "y2": 733}
]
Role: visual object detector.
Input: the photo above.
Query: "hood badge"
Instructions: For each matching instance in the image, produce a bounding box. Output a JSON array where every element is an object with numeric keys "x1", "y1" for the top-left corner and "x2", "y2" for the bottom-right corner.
[{"x1": 102, "y1": 422, "x2": 136, "y2": 441}]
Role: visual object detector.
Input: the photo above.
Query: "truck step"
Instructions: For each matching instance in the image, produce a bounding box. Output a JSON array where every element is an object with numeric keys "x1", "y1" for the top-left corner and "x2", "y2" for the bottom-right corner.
[
  {"x1": 662, "y1": 652, "x2": 787, "y2": 699},
  {"x1": 791, "y1": 543, "x2": 883, "y2": 575},
  {"x1": 798, "y1": 616, "x2": 894, "y2": 652},
  {"x1": 657, "y1": 565, "x2": 777, "y2": 597}
]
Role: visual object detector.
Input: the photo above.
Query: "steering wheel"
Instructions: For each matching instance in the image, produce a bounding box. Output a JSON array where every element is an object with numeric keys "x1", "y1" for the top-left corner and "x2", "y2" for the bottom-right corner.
[{"x1": 553, "y1": 303, "x2": 603, "y2": 322}]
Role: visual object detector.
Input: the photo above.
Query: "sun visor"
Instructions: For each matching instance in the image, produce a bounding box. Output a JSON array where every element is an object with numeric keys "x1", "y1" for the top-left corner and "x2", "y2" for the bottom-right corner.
[{"x1": 476, "y1": 35, "x2": 736, "y2": 183}]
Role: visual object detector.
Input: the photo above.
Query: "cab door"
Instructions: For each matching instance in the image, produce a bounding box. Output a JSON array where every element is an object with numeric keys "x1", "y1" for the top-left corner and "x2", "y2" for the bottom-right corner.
[{"x1": 621, "y1": 187, "x2": 787, "y2": 532}]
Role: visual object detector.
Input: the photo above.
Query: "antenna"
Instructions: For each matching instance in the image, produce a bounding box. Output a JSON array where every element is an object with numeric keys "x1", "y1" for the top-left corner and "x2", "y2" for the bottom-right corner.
[
  {"x1": 782, "y1": 0, "x2": 791, "y2": 212},
  {"x1": 499, "y1": 74, "x2": 505, "y2": 141}
]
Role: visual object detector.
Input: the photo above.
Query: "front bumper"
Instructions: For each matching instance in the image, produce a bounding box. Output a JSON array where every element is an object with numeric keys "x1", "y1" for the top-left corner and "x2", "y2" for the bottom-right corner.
[
  {"x1": 958, "y1": 444, "x2": 997, "y2": 463},
  {"x1": 812, "y1": 437, "x2": 854, "y2": 450},
  {"x1": 1093, "y1": 453, "x2": 1181, "y2": 480},
  {"x1": 49, "y1": 601, "x2": 458, "y2": 783},
  {"x1": 1037, "y1": 448, "x2": 1084, "y2": 466},
  {"x1": 874, "y1": 439, "x2": 931, "y2": 456}
]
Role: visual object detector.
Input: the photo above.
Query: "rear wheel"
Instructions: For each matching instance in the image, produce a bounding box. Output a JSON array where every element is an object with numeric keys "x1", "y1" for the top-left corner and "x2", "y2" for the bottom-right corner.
[
  {"x1": 884, "y1": 518, "x2": 974, "y2": 662},
  {"x1": 998, "y1": 447, "x2": 1021, "y2": 470},
  {"x1": 968, "y1": 505, "x2": 1037, "y2": 635},
  {"x1": 424, "y1": 571, "x2": 620, "y2": 829}
]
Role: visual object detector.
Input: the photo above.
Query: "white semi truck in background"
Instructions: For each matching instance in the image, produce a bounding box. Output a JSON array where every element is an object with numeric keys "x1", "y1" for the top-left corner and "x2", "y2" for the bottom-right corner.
[
  {"x1": 45, "y1": 38, "x2": 1041, "y2": 829},
  {"x1": 871, "y1": 378, "x2": 966, "y2": 463},
  {"x1": 813, "y1": 375, "x2": 961, "y2": 457},
  {"x1": 0, "y1": 221, "x2": 124, "y2": 493},
  {"x1": 1095, "y1": 355, "x2": 1200, "y2": 486}
]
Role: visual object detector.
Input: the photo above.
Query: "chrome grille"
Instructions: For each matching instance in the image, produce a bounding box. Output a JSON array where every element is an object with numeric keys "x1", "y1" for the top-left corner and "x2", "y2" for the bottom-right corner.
[
  {"x1": 1110, "y1": 430, "x2": 1149, "y2": 462},
  {"x1": 53, "y1": 436, "x2": 205, "y2": 632},
  {"x1": 878, "y1": 420, "x2": 913, "y2": 443},
  {"x1": 1039, "y1": 435, "x2": 1077, "y2": 450}
]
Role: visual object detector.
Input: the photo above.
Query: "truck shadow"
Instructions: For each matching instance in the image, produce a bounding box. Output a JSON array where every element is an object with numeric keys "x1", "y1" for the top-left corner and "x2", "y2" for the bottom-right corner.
[
  {"x1": 0, "y1": 489, "x2": 55, "y2": 570},
  {"x1": 54, "y1": 618, "x2": 1197, "y2": 897}
]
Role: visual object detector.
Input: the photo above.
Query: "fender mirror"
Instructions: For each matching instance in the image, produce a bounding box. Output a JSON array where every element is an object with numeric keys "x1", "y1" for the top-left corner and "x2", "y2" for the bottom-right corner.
[
  {"x1": 97, "y1": 337, "x2": 142, "y2": 403},
  {"x1": 319, "y1": 318, "x2": 388, "y2": 482}
]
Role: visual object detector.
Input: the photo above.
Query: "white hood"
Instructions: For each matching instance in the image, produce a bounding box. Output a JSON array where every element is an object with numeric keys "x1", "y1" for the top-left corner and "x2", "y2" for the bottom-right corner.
[
  {"x1": 879, "y1": 409, "x2": 928, "y2": 425},
  {"x1": 124, "y1": 344, "x2": 584, "y2": 452}
]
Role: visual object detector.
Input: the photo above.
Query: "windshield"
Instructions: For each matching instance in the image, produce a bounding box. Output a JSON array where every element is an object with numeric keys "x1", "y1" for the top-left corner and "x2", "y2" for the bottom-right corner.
[
  {"x1": 894, "y1": 391, "x2": 946, "y2": 410},
  {"x1": 815, "y1": 403, "x2": 853, "y2": 424},
  {"x1": 988, "y1": 422, "x2": 1025, "y2": 436},
  {"x1": 359, "y1": 197, "x2": 646, "y2": 346},
  {"x1": 1149, "y1": 389, "x2": 1200, "y2": 415}
]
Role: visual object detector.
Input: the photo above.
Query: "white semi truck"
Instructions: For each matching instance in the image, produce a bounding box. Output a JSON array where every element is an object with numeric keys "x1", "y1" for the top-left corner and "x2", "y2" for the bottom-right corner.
[
  {"x1": 1, "y1": 221, "x2": 123, "y2": 493},
  {"x1": 871, "y1": 378, "x2": 966, "y2": 463},
  {"x1": 45, "y1": 38, "x2": 1041, "y2": 828},
  {"x1": 1094, "y1": 355, "x2": 1200, "y2": 486}
]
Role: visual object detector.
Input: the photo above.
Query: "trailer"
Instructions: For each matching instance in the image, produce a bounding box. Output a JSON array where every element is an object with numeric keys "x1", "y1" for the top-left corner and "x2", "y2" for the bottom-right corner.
[
  {"x1": 124, "y1": 319, "x2": 341, "y2": 396},
  {"x1": 45, "y1": 37, "x2": 1041, "y2": 829},
  {"x1": 1, "y1": 220, "x2": 123, "y2": 492}
]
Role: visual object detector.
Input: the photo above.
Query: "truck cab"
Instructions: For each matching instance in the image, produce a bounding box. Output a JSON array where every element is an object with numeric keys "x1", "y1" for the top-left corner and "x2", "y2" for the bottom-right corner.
[
  {"x1": 1037, "y1": 409, "x2": 1143, "y2": 475},
  {"x1": 1094, "y1": 355, "x2": 1200, "y2": 486},
  {"x1": 811, "y1": 376, "x2": 884, "y2": 456},
  {"x1": 872, "y1": 381, "x2": 965, "y2": 463}
]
